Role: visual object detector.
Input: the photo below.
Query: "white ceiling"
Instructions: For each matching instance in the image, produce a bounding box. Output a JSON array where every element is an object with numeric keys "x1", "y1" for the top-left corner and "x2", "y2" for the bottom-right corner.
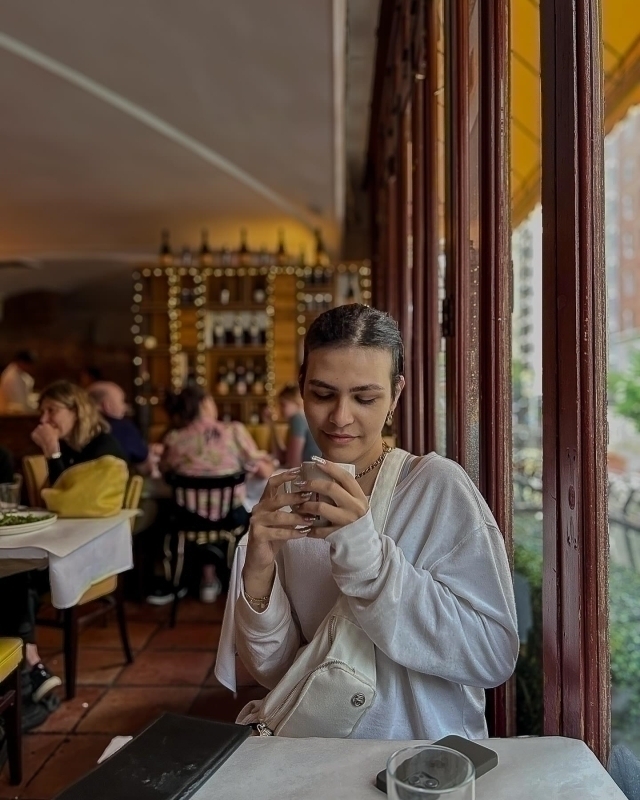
[{"x1": 0, "y1": 0, "x2": 378, "y2": 298}]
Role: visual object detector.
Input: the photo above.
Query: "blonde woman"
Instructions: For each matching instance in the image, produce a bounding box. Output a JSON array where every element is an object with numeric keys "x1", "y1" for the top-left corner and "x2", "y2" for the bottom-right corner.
[{"x1": 31, "y1": 380, "x2": 125, "y2": 482}]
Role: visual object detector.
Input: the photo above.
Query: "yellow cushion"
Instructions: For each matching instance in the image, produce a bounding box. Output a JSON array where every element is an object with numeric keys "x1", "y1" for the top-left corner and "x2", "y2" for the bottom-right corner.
[
  {"x1": 41, "y1": 456, "x2": 128, "y2": 518},
  {"x1": 78, "y1": 575, "x2": 118, "y2": 605},
  {"x1": 0, "y1": 638, "x2": 22, "y2": 682}
]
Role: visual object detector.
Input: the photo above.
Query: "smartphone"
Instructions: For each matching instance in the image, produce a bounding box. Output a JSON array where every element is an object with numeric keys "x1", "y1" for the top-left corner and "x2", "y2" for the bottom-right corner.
[{"x1": 375, "y1": 735, "x2": 498, "y2": 793}]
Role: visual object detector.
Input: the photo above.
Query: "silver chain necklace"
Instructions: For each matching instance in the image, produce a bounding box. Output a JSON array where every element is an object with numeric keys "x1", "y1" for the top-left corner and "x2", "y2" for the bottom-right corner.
[{"x1": 355, "y1": 441, "x2": 393, "y2": 480}]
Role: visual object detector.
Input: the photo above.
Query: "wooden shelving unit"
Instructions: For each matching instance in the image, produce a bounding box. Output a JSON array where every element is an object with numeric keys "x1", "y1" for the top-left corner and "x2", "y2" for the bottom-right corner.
[{"x1": 131, "y1": 250, "x2": 371, "y2": 435}]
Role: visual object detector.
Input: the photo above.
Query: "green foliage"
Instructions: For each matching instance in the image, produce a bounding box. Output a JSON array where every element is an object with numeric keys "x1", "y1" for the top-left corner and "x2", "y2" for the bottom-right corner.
[
  {"x1": 609, "y1": 350, "x2": 640, "y2": 433},
  {"x1": 610, "y1": 562, "x2": 640, "y2": 732}
]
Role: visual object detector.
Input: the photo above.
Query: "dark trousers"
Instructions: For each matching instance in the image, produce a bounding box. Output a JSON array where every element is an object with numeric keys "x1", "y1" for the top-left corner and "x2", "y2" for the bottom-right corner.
[{"x1": 0, "y1": 571, "x2": 37, "y2": 645}]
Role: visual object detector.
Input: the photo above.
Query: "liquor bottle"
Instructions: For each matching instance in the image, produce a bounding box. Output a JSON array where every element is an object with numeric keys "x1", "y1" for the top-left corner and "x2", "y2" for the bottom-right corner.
[
  {"x1": 216, "y1": 361, "x2": 229, "y2": 396},
  {"x1": 245, "y1": 358, "x2": 255, "y2": 388},
  {"x1": 221, "y1": 404, "x2": 232, "y2": 422},
  {"x1": 299, "y1": 247, "x2": 306, "y2": 268},
  {"x1": 219, "y1": 279, "x2": 230, "y2": 305},
  {"x1": 232, "y1": 316, "x2": 244, "y2": 347},
  {"x1": 199, "y1": 229, "x2": 213, "y2": 267},
  {"x1": 323, "y1": 292, "x2": 332, "y2": 310},
  {"x1": 259, "y1": 316, "x2": 267, "y2": 345},
  {"x1": 180, "y1": 283, "x2": 193, "y2": 305},
  {"x1": 226, "y1": 358, "x2": 237, "y2": 390},
  {"x1": 239, "y1": 228, "x2": 251, "y2": 266},
  {"x1": 159, "y1": 229, "x2": 173, "y2": 266},
  {"x1": 314, "y1": 228, "x2": 330, "y2": 267},
  {"x1": 236, "y1": 360, "x2": 247, "y2": 396},
  {"x1": 248, "y1": 315, "x2": 261, "y2": 345},
  {"x1": 276, "y1": 229, "x2": 287, "y2": 266},
  {"x1": 252, "y1": 277, "x2": 266, "y2": 304},
  {"x1": 249, "y1": 408, "x2": 260, "y2": 426}
]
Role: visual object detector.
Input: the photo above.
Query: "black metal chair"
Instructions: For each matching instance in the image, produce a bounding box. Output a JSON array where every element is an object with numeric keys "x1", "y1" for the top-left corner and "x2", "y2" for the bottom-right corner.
[{"x1": 164, "y1": 472, "x2": 249, "y2": 627}]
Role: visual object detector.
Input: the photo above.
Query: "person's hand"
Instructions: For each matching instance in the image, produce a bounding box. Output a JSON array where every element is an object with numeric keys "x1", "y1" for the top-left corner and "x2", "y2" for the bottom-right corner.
[
  {"x1": 243, "y1": 469, "x2": 316, "y2": 595},
  {"x1": 296, "y1": 458, "x2": 369, "y2": 539},
  {"x1": 31, "y1": 423, "x2": 60, "y2": 458}
]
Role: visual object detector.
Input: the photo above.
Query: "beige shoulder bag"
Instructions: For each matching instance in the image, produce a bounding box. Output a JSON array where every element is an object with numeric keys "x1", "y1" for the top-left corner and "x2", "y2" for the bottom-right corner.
[{"x1": 236, "y1": 447, "x2": 410, "y2": 737}]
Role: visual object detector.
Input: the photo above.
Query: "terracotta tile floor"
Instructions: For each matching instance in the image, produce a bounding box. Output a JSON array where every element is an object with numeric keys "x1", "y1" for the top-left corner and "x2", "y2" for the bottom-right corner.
[{"x1": 0, "y1": 596, "x2": 267, "y2": 800}]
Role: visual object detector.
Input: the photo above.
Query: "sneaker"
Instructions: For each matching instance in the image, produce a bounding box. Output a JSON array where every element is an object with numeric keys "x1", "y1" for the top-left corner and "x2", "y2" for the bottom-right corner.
[
  {"x1": 146, "y1": 584, "x2": 188, "y2": 606},
  {"x1": 30, "y1": 662, "x2": 62, "y2": 703},
  {"x1": 199, "y1": 578, "x2": 222, "y2": 604},
  {"x1": 21, "y1": 698, "x2": 50, "y2": 732}
]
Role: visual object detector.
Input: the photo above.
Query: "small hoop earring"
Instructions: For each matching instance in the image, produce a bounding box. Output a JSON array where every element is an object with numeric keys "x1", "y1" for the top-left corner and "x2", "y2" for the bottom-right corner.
[{"x1": 386, "y1": 410, "x2": 394, "y2": 426}]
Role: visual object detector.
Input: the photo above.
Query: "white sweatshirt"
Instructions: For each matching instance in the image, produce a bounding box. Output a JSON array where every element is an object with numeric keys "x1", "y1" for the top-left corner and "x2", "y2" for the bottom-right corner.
[{"x1": 215, "y1": 452, "x2": 518, "y2": 740}]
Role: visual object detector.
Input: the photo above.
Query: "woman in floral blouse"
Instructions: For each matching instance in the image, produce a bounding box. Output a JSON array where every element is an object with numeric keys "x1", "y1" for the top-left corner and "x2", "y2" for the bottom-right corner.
[{"x1": 160, "y1": 385, "x2": 275, "y2": 602}]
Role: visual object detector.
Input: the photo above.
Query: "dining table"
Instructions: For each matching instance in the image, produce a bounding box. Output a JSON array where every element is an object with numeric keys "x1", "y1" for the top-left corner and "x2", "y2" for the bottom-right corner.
[
  {"x1": 192, "y1": 735, "x2": 626, "y2": 799},
  {"x1": 0, "y1": 509, "x2": 136, "y2": 608}
]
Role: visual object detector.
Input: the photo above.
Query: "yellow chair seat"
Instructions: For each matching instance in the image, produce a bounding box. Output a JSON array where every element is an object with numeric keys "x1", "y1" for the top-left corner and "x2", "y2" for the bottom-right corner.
[
  {"x1": 0, "y1": 638, "x2": 22, "y2": 682},
  {"x1": 78, "y1": 575, "x2": 118, "y2": 605}
]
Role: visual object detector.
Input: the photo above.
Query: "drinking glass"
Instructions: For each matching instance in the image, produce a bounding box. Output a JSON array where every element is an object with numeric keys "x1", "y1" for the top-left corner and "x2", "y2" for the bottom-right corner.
[
  {"x1": 387, "y1": 745, "x2": 475, "y2": 800},
  {"x1": 0, "y1": 481, "x2": 21, "y2": 510}
]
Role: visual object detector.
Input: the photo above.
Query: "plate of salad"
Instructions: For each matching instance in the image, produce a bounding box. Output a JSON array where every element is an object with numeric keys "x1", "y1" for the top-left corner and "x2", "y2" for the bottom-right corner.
[{"x1": 0, "y1": 510, "x2": 57, "y2": 536}]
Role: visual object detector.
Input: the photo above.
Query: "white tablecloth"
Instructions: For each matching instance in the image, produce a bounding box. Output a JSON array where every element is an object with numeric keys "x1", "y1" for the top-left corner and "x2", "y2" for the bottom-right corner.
[
  {"x1": 193, "y1": 736, "x2": 625, "y2": 800},
  {"x1": 0, "y1": 510, "x2": 135, "y2": 608}
]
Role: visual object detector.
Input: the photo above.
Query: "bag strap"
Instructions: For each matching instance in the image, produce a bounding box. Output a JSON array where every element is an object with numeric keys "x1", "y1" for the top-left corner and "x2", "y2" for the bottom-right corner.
[
  {"x1": 368, "y1": 447, "x2": 411, "y2": 536},
  {"x1": 331, "y1": 447, "x2": 410, "y2": 620}
]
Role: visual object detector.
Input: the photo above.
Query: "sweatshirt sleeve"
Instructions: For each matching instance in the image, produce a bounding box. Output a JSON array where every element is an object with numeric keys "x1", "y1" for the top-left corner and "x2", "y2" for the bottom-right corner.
[
  {"x1": 234, "y1": 563, "x2": 302, "y2": 690},
  {"x1": 327, "y1": 508, "x2": 519, "y2": 689}
]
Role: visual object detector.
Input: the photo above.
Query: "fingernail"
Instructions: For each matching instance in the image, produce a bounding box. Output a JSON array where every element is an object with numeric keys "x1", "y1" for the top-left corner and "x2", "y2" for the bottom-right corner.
[
  {"x1": 302, "y1": 515, "x2": 316, "y2": 522},
  {"x1": 311, "y1": 455, "x2": 326, "y2": 464},
  {"x1": 300, "y1": 491, "x2": 312, "y2": 499},
  {"x1": 288, "y1": 467, "x2": 301, "y2": 475},
  {"x1": 293, "y1": 479, "x2": 308, "y2": 487},
  {"x1": 297, "y1": 526, "x2": 312, "y2": 535}
]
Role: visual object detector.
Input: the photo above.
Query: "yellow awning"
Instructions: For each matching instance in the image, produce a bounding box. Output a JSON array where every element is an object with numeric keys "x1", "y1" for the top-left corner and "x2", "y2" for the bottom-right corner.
[{"x1": 511, "y1": 0, "x2": 640, "y2": 227}]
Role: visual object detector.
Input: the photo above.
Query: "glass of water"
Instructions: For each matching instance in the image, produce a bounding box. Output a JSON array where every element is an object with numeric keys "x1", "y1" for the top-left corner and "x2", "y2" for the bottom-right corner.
[
  {"x1": 387, "y1": 745, "x2": 475, "y2": 800},
  {"x1": 0, "y1": 480, "x2": 21, "y2": 510}
]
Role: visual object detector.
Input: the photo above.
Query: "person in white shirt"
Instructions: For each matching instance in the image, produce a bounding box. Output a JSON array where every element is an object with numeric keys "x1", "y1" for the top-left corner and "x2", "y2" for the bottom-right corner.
[
  {"x1": 0, "y1": 350, "x2": 36, "y2": 412},
  {"x1": 215, "y1": 304, "x2": 518, "y2": 740}
]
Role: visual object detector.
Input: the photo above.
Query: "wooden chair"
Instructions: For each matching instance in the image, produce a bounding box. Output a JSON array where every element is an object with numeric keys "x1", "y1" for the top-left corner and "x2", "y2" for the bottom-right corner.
[
  {"x1": 23, "y1": 456, "x2": 142, "y2": 699},
  {"x1": 164, "y1": 472, "x2": 249, "y2": 628},
  {"x1": 0, "y1": 638, "x2": 22, "y2": 785}
]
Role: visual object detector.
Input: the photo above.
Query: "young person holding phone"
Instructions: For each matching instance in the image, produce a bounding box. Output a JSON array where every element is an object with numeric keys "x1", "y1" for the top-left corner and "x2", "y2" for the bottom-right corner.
[{"x1": 216, "y1": 304, "x2": 518, "y2": 740}]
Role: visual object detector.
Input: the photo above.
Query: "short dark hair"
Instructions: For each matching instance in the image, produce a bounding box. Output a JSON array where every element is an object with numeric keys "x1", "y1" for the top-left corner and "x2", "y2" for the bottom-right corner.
[
  {"x1": 299, "y1": 304, "x2": 404, "y2": 395},
  {"x1": 164, "y1": 385, "x2": 208, "y2": 427},
  {"x1": 14, "y1": 350, "x2": 36, "y2": 364},
  {"x1": 278, "y1": 383, "x2": 301, "y2": 402}
]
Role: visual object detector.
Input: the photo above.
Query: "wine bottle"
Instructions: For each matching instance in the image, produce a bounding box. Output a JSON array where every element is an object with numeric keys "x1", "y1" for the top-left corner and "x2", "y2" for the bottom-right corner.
[
  {"x1": 276, "y1": 228, "x2": 287, "y2": 266},
  {"x1": 346, "y1": 276, "x2": 357, "y2": 303},
  {"x1": 258, "y1": 245, "x2": 270, "y2": 266},
  {"x1": 213, "y1": 317, "x2": 226, "y2": 347},
  {"x1": 249, "y1": 409, "x2": 260, "y2": 426},
  {"x1": 236, "y1": 360, "x2": 247, "y2": 396},
  {"x1": 221, "y1": 404, "x2": 232, "y2": 422},
  {"x1": 216, "y1": 361, "x2": 229, "y2": 396},
  {"x1": 221, "y1": 246, "x2": 232, "y2": 266},
  {"x1": 199, "y1": 229, "x2": 213, "y2": 267},
  {"x1": 248, "y1": 315, "x2": 261, "y2": 345},
  {"x1": 252, "y1": 362, "x2": 265, "y2": 396},
  {"x1": 232, "y1": 316, "x2": 244, "y2": 347},
  {"x1": 246, "y1": 358, "x2": 255, "y2": 388},
  {"x1": 239, "y1": 228, "x2": 251, "y2": 266},
  {"x1": 252, "y1": 277, "x2": 266, "y2": 304},
  {"x1": 299, "y1": 247, "x2": 306, "y2": 268},
  {"x1": 159, "y1": 229, "x2": 173, "y2": 266},
  {"x1": 226, "y1": 358, "x2": 237, "y2": 389},
  {"x1": 180, "y1": 245, "x2": 192, "y2": 266},
  {"x1": 314, "y1": 228, "x2": 330, "y2": 267},
  {"x1": 220, "y1": 279, "x2": 230, "y2": 305}
]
